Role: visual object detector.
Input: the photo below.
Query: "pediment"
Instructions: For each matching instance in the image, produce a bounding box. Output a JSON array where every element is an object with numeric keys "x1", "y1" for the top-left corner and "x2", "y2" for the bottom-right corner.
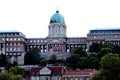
[{"x1": 40, "y1": 67, "x2": 51, "y2": 75}]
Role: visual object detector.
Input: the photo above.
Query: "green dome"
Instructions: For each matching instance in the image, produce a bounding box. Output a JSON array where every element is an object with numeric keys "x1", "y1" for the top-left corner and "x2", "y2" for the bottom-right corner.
[{"x1": 50, "y1": 10, "x2": 65, "y2": 24}]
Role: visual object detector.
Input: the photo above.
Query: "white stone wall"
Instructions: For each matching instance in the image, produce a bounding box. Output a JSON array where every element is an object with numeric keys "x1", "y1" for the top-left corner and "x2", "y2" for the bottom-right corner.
[{"x1": 48, "y1": 23, "x2": 66, "y2": 37}]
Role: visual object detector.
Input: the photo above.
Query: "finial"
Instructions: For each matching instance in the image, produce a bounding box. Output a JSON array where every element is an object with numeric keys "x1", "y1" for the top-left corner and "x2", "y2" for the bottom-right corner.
[{"x1": 56, "y1": 10, "x2": 59, "y2": 13}]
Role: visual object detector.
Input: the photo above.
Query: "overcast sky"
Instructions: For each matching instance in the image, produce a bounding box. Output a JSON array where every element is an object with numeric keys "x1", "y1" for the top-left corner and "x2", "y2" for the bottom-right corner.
[{"x1": 0, "y1": 0, "x2": 120, "y2": 38}]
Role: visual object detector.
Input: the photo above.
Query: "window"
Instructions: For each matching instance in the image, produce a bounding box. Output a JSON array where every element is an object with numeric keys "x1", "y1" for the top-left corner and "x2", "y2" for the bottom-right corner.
[
  {"x1": 10, "y1": 43, "x2": 12, "y2": 46},
  {"x1": 6, "y1": 43, "x2": 8, "y2": 46},
  {"x1": 37, "y1": 40, "x2": 39, "y2": 42},
  {"x1": 70, "y1": 78, "x2": 73, "y2": 80},
  {"x1": 41, "y1": 40, "x2": 43, "y2": 42},
  {"x1": 86, "y1": 78, "x2": 90, "y2": 80},
  {"x1": 14, "y1": 48, "x2": 16, "y2": 51},
  {"x1": 6, "y1": 48, "x2": 8, "y2": 51},
  {"x1": 58, "y1": 77, "x2": 61, "y2": 80},
  {"x1": 18, "y1": 47, "x2": 20, "y2": 51},
  {"x1": 18, "y1": 38, "x2": 20, "y2": 41},
  {"x1": 10, "y1": 47, "x2": 12, "y2": 51},
  {"x1": 46, "y1": 77, "x2": 48, "y2": 80},
  {"x1": 45, "y1": 49, "x2": 46, "y2": 52},
  {"x1": 36, "y1": 77, "x2": 39, "y2": 80},
  {"x1": 44, "y1": 40, "x2": 46, "y2": 42},
  {"x1": 75, "y1": 78, "x2": 78, "y2": 80},
  {"x1": 65, "y1": 78, "x2": 68, "y2": 80},
  {"x1": 30, "y1": 46, "x2": 32, "y2": 48},
  {"x1": 2, "y1": 38, "x2": 5, "y2": 41},
  {"x1": 10, "y1": 38, "x2": 12, "y2": 41},
  {"x1": 34, "y1": 40, "x2": 36, "y2": 42},
  {"x1": 41, "y1": 76, "x2": 45, "y2": 80},
  {"x1": 80, "y1": 78, "x2": 83, "y2": 80},
  {"x1": 14, "y1": 43, "x2": 16, "y2": 46},
  {"x1": 18, "y1": 43, "x2": 20, "y2": 46},
  {"x1": 14, "y1": 38, "x2": 16, "y2": 41},
  {"x1": 41, "y1": 50, "x2": 43, "y2": 52},
  {"x1": 6, "y1": 38, "x2": 9, "y2": 41},
  {"x1": 31, "y1": 77, "x2": 35, "y2": 80},
  {"x1": 30, "y1": 40, "x2": 32, "y2": 43},
  {"x1": 51, "y1": 76, "x2": 55, "y2": 80}
]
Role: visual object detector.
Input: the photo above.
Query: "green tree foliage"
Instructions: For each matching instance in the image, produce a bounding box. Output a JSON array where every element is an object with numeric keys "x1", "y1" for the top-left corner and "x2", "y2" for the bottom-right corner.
[
  {"x1": 0, "y1": 71, "x2": 22, "y2": 80},
  {"x1": 87, "y1": 53, "x2": 99, "y2": 69},
  {"x1": 113, "y1": 45, "x2": 120, "y2": 55},
  {"x1": 9, "y1": 66, "x2": 24, "y2": 77},
  {"x1": 102, "y1": 43, "x2": 114, "y2": 49},
  {"x1": 66, "y1": 54, "x2": 80, "y2": 70},
  {"x1": 66, "y1": 54, "x2": 88, "y2": 70},
  {"x1": 48, "y1": 54, "x2": 64, "y2": 66},
  {"x1": 77, "y1": 57, "x2": 88, "y2": 69},
  {"x1": 48, "y1": 54, "x2": 57, "y2": 64},
  {"x1": 93, "y1": 53, "x2": 120, "y2": 80},
  {"x1": 89, "y1": 43, "x2": 102, "y2": 53},
  {"x1": 98, "y1": 48, "x2": 112, "y2": 59},
  {"x1": 24, "y1": 47, "x2": 41, "y2": 65},
  {"x1": 73, "y1": 47, "x2": 87, "y2": 57}
]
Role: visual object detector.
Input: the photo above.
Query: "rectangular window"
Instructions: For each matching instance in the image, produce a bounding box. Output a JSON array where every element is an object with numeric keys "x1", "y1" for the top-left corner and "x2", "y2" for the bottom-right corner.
[
  {"x1": 65, "y1": 78, "x2": 68, "y2": 80},
  {"x1": 10, "y1": 43, "x2": 12, "y2": 46},
  {"x1": 18, "y1": 38, "x2": 20, "y2": 41},
  {"x1": 14, "y1": 47, "x2": 16, "y2": 51},
  {"x1": 18, "y1": 47, "x2": 20, "y2": 51},
  {"x1": 14, "y1": 43, "x2": 16, "y2": 46},
  {"x1": 10, "y1": 38, "x2": 12, "y2": 41},
  {"x1": 86, "y1": 78, "x2": 90, "y2": 80},
  {"x1": 80, "y1": 78, "x2": 83, "y2": 80},
  {"x1": 6, "y1": 48, "x2": 8, "y2": 51},
  {"x1": 75, "y1": 78, "x2": 78, "y2": 80},
  {"x1": 14, "y1": 38, "x2": 16, "y2": 41},
  {"x1": 18, "y1": 43, "x2": 20, "y2": 46},
  {"x1": 10, "y1": 47, "x2": 12, "y2": 51}
]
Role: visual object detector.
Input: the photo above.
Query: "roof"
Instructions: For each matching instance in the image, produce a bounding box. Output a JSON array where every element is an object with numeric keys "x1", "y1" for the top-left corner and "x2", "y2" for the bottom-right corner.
[
  {"x1": 50, "y1": 10, "x2": 65, "y2": 24},
  {"x1": 64, "y1": 69, "x2": 96, "y2": 75},
  {"x1": 31, "y1": 66, "x2": 65, "y2": 76},
  {"x1": 0, "y1": 30, "x2": 26, "y2": 37}
]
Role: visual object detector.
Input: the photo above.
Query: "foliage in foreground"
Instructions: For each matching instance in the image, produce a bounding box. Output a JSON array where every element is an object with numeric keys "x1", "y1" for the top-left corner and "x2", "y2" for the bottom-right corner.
[
  {"x1": 0, "y1": 71, "x2": 22, "y2": 80},
  {"x1": 92, "y1": 53, "x2": 120, "y2": 80},
  {"x1": 9, "y1": 66, "x2": 25, "y2": 77}
]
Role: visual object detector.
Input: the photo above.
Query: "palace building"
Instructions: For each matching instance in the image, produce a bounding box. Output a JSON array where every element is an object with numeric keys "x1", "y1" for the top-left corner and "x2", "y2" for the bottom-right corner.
[{"x1": 0, "y1": 10, "x2": 120, "y2": 64}]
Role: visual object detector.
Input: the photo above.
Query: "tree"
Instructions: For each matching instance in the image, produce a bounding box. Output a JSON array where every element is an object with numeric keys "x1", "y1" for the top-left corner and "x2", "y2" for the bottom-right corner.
[
  {"x1": 98, "y1": 48, "x2": 112, "y2": 59},
  {"x1": 0, "y1": 71, "x2": 22, "y2": 80},
  {"x1": 73, "y1": 46, "x2": 87, "y2": 57},
  {"x1": 66, "y1": 54, "x2": 80, "y2": 70},
  {"x1": 89, "y1": 43, "x2": 102, "y2": 53},
  {"x1": 93, "y1": 53, "x2": 120, "y2": 80},
  {"x1": 113, "y1": 45, "x2": 120, "y2": 55},
  {"x1": 48, "y1": 54, "x2": 64, "y2": 66},
  {"x1": 24, "y1": 47, "x2": 41, "y2": 65},
  {"x1": 77, "y1": 57, "x2": 88, "y2": 69},
  {"x1": 48, "y1": 54, "x2": 57, "y2": 64},
  {"x1": 9, "y1": 66, "x2": 25, "y2": 77},
  {"x1": 87, "y1": 57, "x2": 99, "y2": 69},
  {"x1": 66, "y1": 54, "x2": 88, "y2": 70}
]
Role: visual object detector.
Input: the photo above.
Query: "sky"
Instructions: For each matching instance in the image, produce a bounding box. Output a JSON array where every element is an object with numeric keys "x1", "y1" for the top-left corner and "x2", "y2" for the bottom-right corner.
[{"x1": 0, "y1": 0, "x2": 120, "y2": 38}]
